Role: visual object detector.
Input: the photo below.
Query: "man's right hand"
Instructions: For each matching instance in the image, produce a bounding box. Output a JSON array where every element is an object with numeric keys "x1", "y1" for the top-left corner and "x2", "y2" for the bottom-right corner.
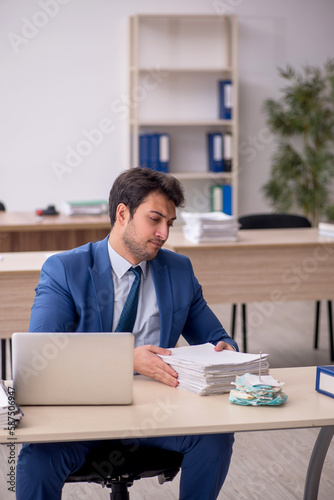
[{"x1": 134, "y1": 345, "x2": 179, "y2": 387}]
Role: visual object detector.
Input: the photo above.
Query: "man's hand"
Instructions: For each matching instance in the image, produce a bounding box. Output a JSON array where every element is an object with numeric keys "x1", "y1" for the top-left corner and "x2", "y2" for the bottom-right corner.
[
  {"x1": 214, "y1": 341, "x2": 236, "y2": 352},
  {"x1": 134, "y1": 345, "x2": 179, "y2": 387}
]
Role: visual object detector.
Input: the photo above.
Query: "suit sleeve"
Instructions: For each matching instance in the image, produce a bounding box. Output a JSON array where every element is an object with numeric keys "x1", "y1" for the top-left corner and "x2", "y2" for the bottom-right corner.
[
  {"x1": 180, "y1": 260, "x2": 239, "y2": 351},
  {"x1": 29, "y1": 256, "x2": 77, "y2": 333}
]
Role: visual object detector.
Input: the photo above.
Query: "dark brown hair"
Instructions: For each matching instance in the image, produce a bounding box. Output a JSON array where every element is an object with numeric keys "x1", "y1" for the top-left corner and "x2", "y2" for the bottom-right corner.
[{"x1": 109, "y1": 168, "x2": 185, "y2": 227}]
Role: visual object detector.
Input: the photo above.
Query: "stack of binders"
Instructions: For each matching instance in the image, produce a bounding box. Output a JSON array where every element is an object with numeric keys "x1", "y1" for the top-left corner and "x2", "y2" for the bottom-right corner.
[
  {"x1": 210, "y1": 184, "x2": 233, "y2": 215},
  {"x1": 207, "y1": 132, "x2": 232, "y2": 173},
  {"x1": 219, "y1": 79, "x2": 233, "y2": 120},
  {"x1": 181, "y1": 211, "x2": 239, "y2": 243},
  {"x1": 139, "y1": 133, "x2": 169, "y2": 172},
  {"x1": 315, "y1": 365, "x2": 334, "y2": 398},
  {"x1": 158, "y1": 343, "x2": 269, "y2": 396}
]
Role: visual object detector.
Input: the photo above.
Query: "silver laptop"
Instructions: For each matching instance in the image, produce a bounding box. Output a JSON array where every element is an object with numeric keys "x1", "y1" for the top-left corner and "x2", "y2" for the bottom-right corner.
[{"x1": 12, "y1": 332, "x2": 134, "y2": 405}]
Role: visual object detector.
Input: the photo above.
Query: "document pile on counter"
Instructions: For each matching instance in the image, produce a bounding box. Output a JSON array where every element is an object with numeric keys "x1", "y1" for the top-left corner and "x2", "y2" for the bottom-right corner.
[
  {"x1": 0, "y1": 382, "x2": 23, "y2": 429},
  {"x1": 318, "y1": 222, "x2": 334, "y2": 238},
  {"x1": 181, "y1": 212, "x2": 239, "y2": 243},
  {"x1": 229, "y1": 373, "x2": 288, "y2": 406},
  {"x1": 158, "y1": 343, "x2": 269, "y2": 396},
  {"x1": 61, "y1": 199, "x2": 108, "y2": 216}
]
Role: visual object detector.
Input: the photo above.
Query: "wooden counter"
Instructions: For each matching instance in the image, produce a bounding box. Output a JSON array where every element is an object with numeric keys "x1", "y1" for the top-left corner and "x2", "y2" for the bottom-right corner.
[{"x1": 0, "y1": 212, "x2": 110, "y2": 251}]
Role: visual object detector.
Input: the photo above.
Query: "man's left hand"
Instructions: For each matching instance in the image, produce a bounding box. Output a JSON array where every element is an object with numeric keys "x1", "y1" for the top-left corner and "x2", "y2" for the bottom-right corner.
[{"x1": 214, "y1": 341, "x2": 236, "y2": 352}]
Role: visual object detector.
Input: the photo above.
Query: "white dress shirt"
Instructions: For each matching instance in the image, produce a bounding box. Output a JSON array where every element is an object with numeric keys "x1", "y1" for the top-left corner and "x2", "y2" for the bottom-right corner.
[{"x1": 108, "y1": 242, "x2": 161, "y2": 348}]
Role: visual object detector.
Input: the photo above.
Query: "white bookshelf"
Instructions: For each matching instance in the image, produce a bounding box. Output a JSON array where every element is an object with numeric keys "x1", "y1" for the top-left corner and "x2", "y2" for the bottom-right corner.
[{"x1": 129, "y1": 14, "x2": 238, "y2": 215}]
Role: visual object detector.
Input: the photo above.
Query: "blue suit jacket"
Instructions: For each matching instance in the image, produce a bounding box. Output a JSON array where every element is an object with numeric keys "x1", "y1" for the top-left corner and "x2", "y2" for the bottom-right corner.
[{"x1": 29, "y1": 236, "x2": 237, "y2": 350}]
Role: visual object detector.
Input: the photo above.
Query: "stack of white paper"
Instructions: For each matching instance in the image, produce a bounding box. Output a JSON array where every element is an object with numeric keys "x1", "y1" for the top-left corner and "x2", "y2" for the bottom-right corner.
[
  {"x1": 158, "y1": 343, "x2": 269, "y2": 396},
  {"x1": 181, "y1": 212, "x2": 239, "y2": 243},
  {"x1": 0, "y1": 383, "x2": 23, "y2": 429}
]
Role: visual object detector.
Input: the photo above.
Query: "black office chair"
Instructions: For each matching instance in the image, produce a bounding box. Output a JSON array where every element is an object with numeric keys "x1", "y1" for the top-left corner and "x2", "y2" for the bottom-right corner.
[
  {"x1": 65, "y1": 441, "x2": 183, "y2": 499},
  {"x1": 231, "y1": 213, "x2": 333, "y2": 360},
  {"x1": 0, "y1": 201, "x2": 5, "y2": 211}
]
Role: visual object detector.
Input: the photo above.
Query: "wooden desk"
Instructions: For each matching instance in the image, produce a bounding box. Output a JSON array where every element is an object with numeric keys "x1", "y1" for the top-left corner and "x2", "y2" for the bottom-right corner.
[
  {"x1": 1, "y1": 228, "x2": 334, "y2": 343},
  {"x1": 0, "y1": 212, "x2": 110, "y2": 252},
  {"x1": 165, "y1": 228, "x2": 334, "y2": 304},
  {"x1": 1, "y1": 367, "x2": 332, "y2": 443},
  {"x1": 0, "y1": 367, "x2": 333, "y2": 500}
]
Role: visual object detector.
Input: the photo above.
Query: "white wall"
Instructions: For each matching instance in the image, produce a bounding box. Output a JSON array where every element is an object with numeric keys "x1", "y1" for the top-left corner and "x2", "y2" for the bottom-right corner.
[{"x1": 1, "y1": 0, "x2": 334, "y2": 215}]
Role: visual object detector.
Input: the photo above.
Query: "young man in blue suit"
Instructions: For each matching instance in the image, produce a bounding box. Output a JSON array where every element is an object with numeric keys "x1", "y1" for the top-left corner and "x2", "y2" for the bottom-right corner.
[{"x1": 16, "y1": 167, "x2": 238, "y2": 500}]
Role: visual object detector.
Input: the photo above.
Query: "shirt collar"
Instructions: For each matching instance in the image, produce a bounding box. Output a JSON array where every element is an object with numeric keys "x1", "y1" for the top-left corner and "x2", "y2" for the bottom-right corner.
[{"x1": 108, "y1": 242, "x2": 147, "y2": 279}]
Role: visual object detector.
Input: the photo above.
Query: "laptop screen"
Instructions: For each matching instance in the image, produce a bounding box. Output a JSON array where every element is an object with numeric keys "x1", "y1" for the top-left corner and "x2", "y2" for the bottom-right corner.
[{"x1": 12, "y1": 332, "x2": 134, "y2": 405}]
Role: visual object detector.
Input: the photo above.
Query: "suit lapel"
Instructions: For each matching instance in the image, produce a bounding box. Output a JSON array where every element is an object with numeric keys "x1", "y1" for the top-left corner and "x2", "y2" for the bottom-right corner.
[
  {"x1": 89, "y1": 237, "x2": 114, "y2": 332},
  {"x1": 150, "y1": 257, "x2": 173, "y2": 347},
  {"x1": 88, "y1": 240, "x2": 174, "y2": 341}
]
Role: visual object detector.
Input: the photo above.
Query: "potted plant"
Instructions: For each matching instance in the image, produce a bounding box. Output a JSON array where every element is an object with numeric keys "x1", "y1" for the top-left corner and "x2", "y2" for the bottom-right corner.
[{"x1": 262, "y1": 59, "x2": 334, "y2": 226}]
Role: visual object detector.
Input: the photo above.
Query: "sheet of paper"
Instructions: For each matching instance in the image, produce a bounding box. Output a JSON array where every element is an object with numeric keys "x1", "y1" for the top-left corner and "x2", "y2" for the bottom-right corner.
[{"x1": 159, "y1": 343, "x2": 268, "y2": 366}]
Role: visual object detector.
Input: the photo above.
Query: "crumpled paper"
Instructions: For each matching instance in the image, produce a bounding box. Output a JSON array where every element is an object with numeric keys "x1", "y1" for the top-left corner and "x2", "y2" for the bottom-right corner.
[{"x1": 229, "y1": 373, "x2": 288, "y2": 406}]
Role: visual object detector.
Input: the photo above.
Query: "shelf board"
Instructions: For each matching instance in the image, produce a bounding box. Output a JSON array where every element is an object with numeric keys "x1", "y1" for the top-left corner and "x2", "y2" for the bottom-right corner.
[
  {"x1": 134, "y1": 14, "x2": 235, "y2": 21},
  {"x1": 133, "y1": 120, "x2": 234, "y2": 127},
  {"x1": 170, "y1": 172, "x2": 232, "y2": 181},
  {"x1": 134, "y1": 67, "x2": 233, "y2": 74}
]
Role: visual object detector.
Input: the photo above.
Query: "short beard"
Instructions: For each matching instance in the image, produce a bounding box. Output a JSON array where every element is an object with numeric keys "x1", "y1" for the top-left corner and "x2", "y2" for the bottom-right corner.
[{"x1": 122, "y1": 223, "x2": 159, "y2": 262}]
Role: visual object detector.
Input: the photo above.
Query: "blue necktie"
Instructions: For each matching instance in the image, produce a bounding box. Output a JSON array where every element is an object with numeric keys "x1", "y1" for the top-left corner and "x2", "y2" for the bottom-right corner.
[{"x1": 115, "y1": 266, "x2": 142, "y2": 332}]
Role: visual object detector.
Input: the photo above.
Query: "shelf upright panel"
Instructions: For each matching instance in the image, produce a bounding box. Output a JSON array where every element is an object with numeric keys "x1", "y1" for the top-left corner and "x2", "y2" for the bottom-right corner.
[
  {"x1": 129, "y1": 14, "x2": 238, "y2": 216},
  {"x1": 129, "y1": 15, "x2": 140, "y2": 169},
  {"x1": 230, "y1": 15, "x2": 238, "y2": 217}
]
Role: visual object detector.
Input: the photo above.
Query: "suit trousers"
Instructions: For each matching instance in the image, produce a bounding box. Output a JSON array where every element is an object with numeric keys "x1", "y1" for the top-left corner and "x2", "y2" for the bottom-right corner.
[{"x1": 16, "y1": 433, "x2": 234, "y2": 500}]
